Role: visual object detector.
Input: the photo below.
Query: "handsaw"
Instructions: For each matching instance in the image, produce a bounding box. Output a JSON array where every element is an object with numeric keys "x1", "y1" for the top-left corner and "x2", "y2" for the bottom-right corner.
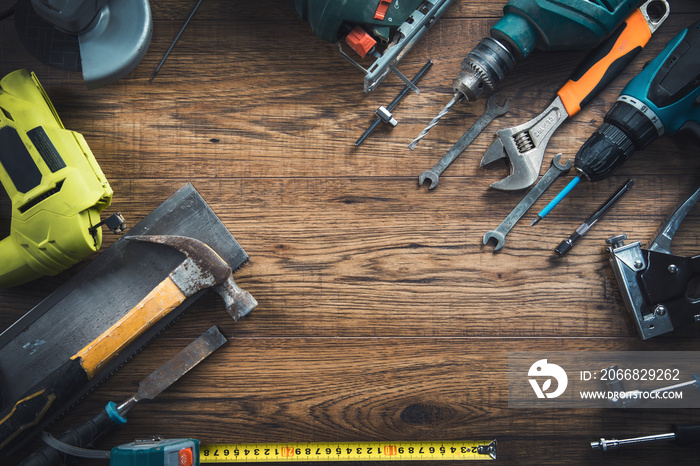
[{"x1": 0, "y1": 183, "x2": 249, "y2": 455}]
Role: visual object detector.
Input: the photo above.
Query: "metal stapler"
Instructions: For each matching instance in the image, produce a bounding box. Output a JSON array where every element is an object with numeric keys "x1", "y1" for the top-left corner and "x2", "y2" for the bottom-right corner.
[{"x1": 607, "y1": 186, "x2": 700, "y2": 339}]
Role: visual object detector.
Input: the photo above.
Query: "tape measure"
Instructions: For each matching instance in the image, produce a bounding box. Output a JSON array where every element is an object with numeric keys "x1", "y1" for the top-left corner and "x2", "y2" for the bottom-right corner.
[{"x1": 200, "y1": 440, "x2": 496, "y2": 462}]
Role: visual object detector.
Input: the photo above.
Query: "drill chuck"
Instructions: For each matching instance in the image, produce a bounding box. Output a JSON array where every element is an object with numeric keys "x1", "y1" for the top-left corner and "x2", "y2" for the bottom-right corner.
[
  {"x1": 575, "y1": 122, "x2": 636, "y2": 182},
  {"x1": 575, "y1": 99, "x2": 663, "y2": 181},
  {"x1": 453, "y1": 37, "x2": 515, "y2": 101}
]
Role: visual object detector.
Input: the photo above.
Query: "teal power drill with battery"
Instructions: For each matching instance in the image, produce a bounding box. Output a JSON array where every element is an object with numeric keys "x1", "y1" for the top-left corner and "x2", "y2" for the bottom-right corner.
[
  {"x1": 574, "y1": 19, "x2": 700, "y2": 181},
  {"x1": 0, "y1": 69, "x2": 124, "y2": 288}
]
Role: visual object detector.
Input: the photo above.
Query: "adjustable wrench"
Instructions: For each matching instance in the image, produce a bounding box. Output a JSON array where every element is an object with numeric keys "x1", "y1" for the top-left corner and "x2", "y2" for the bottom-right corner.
[
  {"x1": 480, "y1": 0, "x2": 668, "y2": 191},
  {"x1": 483, "y1": 154, "x2": 572, "y2": 251},
  {"x1": 418, "y1": 95, "x2": 509, "y2": 189}
]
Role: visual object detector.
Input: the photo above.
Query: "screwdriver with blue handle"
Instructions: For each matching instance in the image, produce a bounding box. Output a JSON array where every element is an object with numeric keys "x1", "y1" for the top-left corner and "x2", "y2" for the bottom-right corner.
[{"x1": 532, "y1": 19, "x2": 700, "y2": 225}]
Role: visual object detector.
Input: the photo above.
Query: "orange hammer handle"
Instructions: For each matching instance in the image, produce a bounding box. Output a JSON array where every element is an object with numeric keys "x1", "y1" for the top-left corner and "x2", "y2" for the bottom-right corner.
[
  {"x1": 557, "y1": 9, "x2": 652, "y2": 117},
  {"x1": 73, "y1": 276, "x2": 187, "y2": 378}
]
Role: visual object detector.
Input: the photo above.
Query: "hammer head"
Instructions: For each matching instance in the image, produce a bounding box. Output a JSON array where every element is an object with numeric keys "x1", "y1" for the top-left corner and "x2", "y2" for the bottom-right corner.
[{"x1": 126, "y1": 235, "x2": 257, "y2": 320}]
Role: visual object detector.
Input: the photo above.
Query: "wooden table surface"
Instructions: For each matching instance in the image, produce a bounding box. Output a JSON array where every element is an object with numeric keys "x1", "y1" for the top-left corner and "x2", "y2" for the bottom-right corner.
[{"x1": 2, "y1": 1, "x2": 700, "y2": 464}]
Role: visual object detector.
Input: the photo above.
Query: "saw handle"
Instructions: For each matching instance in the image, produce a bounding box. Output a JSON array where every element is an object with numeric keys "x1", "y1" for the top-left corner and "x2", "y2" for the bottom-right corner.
[
  {"x1": 18, "y1": 406, "x2": 118, "y2": 466},
  {"x1": 557, "y1": 8, "x2": 654, "y2": 117},
  {"x1": 0, "y1": 359, "x2": 88, "y2": 451}
]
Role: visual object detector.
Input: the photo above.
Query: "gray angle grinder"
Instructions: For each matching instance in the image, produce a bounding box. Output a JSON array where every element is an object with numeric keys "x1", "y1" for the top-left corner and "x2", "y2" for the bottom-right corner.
[{"x1": 13, "y1": 0, "x2": 152, "y2": 89}]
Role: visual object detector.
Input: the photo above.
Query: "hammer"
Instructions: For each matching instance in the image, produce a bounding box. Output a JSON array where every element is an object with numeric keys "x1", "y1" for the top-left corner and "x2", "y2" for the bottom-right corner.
[{"x1": 0, "y1": 235, "x2": 256, "y2": 450}]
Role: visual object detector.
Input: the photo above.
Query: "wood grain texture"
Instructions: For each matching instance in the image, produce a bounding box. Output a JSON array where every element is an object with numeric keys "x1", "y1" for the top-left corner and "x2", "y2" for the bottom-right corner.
[{"x1": 1, "y1": 1, "x2": 700, "y2": 465}]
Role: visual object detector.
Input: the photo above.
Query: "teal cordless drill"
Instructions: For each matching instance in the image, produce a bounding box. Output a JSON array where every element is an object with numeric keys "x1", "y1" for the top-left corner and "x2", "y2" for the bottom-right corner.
[{"x1": 574, "y1": 19, "x2": 700, "y2": 181}]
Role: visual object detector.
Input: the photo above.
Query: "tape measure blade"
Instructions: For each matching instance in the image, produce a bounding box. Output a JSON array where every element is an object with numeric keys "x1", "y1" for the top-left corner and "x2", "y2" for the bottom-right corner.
[{"x1": 200, "y1": 441, "x2": 496, "y2": 462}]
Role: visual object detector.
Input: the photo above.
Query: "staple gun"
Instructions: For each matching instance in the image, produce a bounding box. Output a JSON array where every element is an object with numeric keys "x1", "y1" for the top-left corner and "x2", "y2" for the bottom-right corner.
[{"x1": 607, "y1": 186, "x2": 700, "y2": 339}]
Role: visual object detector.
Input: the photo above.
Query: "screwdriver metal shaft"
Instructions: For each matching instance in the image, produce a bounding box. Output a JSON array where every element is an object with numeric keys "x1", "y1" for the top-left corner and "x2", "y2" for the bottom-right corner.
[
  {"x1": 591, "y1": 433, "x2": 677, "y2": 451},
  {"x1": 592, "y1": 424, "x2": 700, "y2": 451},
  {"x1": 355, "y1": 61, "x2": 433, "y2": 146},
  {"x1": 151, "y1": 0, "x2": 203, "y2": 81},
  {"x1": 553, "y1": 179, "x2": 633, "y2": 255}
]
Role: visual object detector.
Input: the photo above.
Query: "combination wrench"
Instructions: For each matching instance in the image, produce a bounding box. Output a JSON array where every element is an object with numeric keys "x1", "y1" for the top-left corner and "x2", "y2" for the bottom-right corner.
[
  {"x1": 418, "y1": 95, "x2": 509, "y2": 190},
  {"x1": 483, "y1": 154, "x2": 572, "y2": 251}
]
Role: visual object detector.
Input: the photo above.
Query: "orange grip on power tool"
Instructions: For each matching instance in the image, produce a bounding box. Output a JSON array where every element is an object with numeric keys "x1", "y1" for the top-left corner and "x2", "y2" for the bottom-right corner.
[{"x1": 557, "y1": 9, "x2": 652, "y2": 117}]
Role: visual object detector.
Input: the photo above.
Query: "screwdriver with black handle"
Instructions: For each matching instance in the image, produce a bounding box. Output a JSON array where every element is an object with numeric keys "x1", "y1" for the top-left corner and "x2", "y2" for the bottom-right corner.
[
  {"x1": 533, "y1": 19, "x2": 700, "y2": 224},
  {"x1": 18, "y1": 326, "x2": 226, "y2": 466}
]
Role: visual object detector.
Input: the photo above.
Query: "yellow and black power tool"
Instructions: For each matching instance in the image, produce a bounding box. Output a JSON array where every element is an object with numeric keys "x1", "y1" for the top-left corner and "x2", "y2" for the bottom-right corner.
[{"x1": 0, "y1": 69, "x2": 124, "y2": 288}]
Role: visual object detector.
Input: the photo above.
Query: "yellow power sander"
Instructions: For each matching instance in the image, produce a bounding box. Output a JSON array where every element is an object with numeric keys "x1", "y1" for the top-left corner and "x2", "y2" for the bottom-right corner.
[{"x1": 0, "y1": 69, "x2": 124, "y2": 288}]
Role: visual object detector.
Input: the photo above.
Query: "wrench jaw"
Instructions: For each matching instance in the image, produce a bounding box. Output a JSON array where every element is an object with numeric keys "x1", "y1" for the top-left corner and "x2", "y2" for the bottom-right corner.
[
  {"x1": 483, "y1": 230, "x2": 505, "y2": 251},
  {"x1": 483, "y1": 127, "x2": 549, "y2": 191},
  {"x1": 481, "y1": 96, "x2": 569, "y2": 191},
  {"x1": 549, "y1": 153, "x2": 573, "y2": 172},
  {"x1": 489, "y1": 162, "x2": 540, "y2": 191},
  {"x1": 481, "y1": 137, "x2": 506, "y2": 166},
  {"x1": 486, "y1": 96, "x2": 511, "y2": 119},
  {"x1": 481, "y1": 130, "x2": 545, "y2": 191},
  {"x1": 418, "y1": 171, "x2": 440, "y2": 190}
]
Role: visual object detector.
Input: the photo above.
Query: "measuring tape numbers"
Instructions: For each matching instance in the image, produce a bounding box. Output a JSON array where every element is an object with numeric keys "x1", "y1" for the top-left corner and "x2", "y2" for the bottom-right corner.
[{"x1": 200, "y1": 440, "x2": 496, "y2": 462}]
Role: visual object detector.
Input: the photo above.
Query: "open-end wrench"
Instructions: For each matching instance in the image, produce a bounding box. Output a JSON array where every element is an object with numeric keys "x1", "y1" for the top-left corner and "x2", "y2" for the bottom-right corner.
[
  {"x1": 418, "y1": 95, "x2": 509, "y2": 190},
  {"x1": 483, "y1": 154, "x2": 572, "y2": 251}
]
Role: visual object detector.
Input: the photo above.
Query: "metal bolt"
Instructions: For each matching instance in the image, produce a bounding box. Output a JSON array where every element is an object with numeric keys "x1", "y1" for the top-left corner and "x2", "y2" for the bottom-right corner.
[
  {"x1": 634, "y1": 260, "x2": 644, "y2": 270},
  {"x1": 605, "y1": 234, "x2": 627, "y2": 249},
  {"x1": 655, "y1": 305, "x2": 667, "y2": 316},
  {"x1": 668, "y1": 264, "x2": 678, "y2": 274}
]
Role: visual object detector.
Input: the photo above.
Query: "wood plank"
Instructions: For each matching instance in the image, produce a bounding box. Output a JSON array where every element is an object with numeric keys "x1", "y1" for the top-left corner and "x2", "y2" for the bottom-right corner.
[
  {"x1": 1, "y1": 1, "x2": 700, "y2": 465},
  {"x1": 6, "y1": 176, "x2": 700, "y2": 340}
]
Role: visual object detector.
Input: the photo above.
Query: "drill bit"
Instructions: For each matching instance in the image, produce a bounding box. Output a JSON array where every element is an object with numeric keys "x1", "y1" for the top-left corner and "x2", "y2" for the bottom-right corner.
[{"x1": 409, "y1": 92, "x2": 461, "y2": 150}]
